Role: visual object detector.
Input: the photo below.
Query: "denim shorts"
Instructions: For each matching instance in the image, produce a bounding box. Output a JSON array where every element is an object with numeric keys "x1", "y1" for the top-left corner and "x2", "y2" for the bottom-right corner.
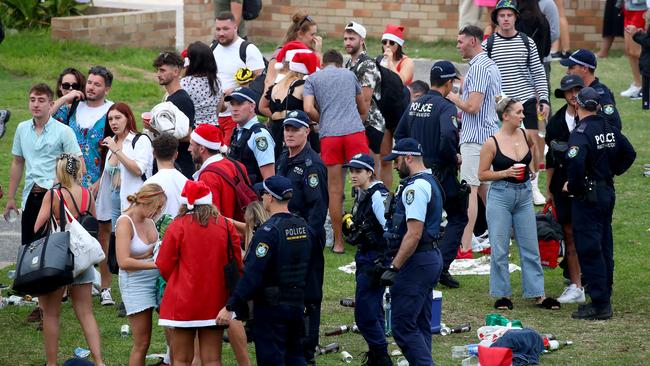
[
  {"x1": 72, "y1": 265, "x2": 95, "y2": 286},
  {"x1": 119, "y1": 259, "x2": 159, "y2": 316}
]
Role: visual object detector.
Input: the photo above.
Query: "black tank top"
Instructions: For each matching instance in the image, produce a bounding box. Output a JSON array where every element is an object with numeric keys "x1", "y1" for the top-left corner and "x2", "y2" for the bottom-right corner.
[{"x1": 491, "y1": 129, "x2": 532, "y2": 183}]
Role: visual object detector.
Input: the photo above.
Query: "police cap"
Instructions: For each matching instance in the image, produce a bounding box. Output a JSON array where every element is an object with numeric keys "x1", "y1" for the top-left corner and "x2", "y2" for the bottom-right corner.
[
  {"x1": 576, "y1": 87, "x2": 600, "y2": 111},
  {"x1": 430, "y1": 60, "x2": 460, "y2": 83},
  {"x1": 343, "y1": 153, "x2": 375, "y2": 173},
  {"x1": 254, "y1": 175, "x2": 294, "y2": 201},
  {"x1": 383, "y1": 138, "x2": 423, "y2": 161},
  {"x1": 224, "y1": 87, "x2": 258, "y2": 104},
  {"x1": 283, "y1": 110, "x2": 310, "y2": 129}
]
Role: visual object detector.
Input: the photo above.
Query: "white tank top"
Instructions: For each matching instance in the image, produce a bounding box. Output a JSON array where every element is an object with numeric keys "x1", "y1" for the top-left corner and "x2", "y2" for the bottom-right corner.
[{"x1": 117, "y1": 215, "x2": 158, "y2": 256}]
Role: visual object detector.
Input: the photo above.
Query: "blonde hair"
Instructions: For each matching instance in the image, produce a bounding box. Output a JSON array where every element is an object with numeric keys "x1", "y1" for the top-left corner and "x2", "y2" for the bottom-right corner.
[
  {"x1": 56, "y1": 154, "x2": 82, "y2": 188},
  {"x1": 177, "y1": 204, "x2": 220, "y2": 227},
  {"x1": 243, "y1": 201, "x2": 270, "y2": 252},
  {"x1": 495, "y1": 96, "x2": 519, "y2": 121},
  {"x1": 126, "y1": 183, "x2": 166, "y2": 211}
]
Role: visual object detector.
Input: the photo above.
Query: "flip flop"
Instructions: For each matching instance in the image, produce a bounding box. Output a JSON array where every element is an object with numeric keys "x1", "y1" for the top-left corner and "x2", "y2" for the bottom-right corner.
[
  {"x1": 494, "y1": 297, "x2": 513, "y2": 310},
  {"x1": 330, "y1": 248, "x2": 345, "y2": 254},
  {"x1": 537, "y1": 297, "x2": 561, "y2": 310}
]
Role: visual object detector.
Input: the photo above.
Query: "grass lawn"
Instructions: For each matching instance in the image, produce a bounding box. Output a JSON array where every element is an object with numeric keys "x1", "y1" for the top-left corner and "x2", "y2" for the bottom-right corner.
[{"x1": 1, "y1": 30, "x2": 650, "y2": 365}]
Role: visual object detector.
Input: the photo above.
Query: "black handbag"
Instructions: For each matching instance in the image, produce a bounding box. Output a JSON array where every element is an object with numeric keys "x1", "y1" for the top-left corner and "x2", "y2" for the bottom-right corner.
[
  {"x1": 107, "y1": 232, "x2": 119, "y2": 275},
  {"x1": 223, "y1": 217, "x2": 241, "y2": 295},
  {"x1": 12, "y1": 189, "x2": 74, "y2": 296}
]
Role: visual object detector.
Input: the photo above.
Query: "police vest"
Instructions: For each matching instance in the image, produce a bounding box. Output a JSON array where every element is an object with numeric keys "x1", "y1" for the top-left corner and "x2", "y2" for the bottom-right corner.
[
  {"x1": 350, "y1": 183, "x2": 389, "y2": 252},
  {"x1": 264, "y1": 214, "x2": 312, "y2": 307},
  {"x1": 385, "y1": 173, "x2": 443, "y2": 253},
  {"x1": 228, "y1": 123, "x2": 268, "y2": 184}
]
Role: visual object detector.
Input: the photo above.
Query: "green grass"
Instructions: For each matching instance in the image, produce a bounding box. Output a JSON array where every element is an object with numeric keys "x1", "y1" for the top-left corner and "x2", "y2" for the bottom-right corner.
[{"x1": 1, "y1": 30, "x2": 650, "y2": 365}]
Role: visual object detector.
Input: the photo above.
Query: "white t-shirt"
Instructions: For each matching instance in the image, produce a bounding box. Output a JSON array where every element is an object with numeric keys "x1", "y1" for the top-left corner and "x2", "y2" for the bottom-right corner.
[
  {"x1": 213, "y1": 37, "x2": 265, "y2": 117},
  {"x1": 144, "y1": 168, "x2": 188, "y2": 217},
  {"x1": 565, "y1": 110, "x2": 576, "y2": 132},
  {"x1": 119, "y1": 132, "x2": 154, "y2": 211},
  {"x1": 75, "y1": 101, "x2": 113, "y2": 129}
]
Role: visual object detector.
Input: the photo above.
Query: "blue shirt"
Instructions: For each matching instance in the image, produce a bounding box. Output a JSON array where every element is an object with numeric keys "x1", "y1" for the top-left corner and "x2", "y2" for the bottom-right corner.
[
  {"x1": 460, "y1": 51, "x2": 501, "y2": 145},
  {"x1": 235, "y1": 117, "x2": 275, "y2": 167},
  {"x1": 11, "y1": 117, "x2": 82, "y2": 209}
]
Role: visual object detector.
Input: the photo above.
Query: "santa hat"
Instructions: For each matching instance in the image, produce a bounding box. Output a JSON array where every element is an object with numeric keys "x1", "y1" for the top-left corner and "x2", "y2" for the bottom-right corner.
[
  {"x1": 274, "y1": 41, "x2": 312, "y2": 70},
  {"x1": 190, "y1": 124, "x2": 226, "y2": 152},
  {"x1": 180, "y1": 180, "x2": 213, "y2": 209},
  {"x1": 181, "y1": 48, "x2": 190, "y2": 68},
  {"x1": 382, "y1": 24, "x2": 405, "y2": 47},
  {"x1": 289, "y1": 52, "x2": 320, "y2": 75}
]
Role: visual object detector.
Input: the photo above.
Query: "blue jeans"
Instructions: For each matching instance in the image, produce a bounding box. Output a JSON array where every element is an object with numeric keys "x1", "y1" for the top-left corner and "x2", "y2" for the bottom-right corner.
[
  {"x1": 486, "y1": 180, "x2": 545, "y2": 299},
  {"x1": 110, "y1": 187, "x2": 121, "y2": 230}
]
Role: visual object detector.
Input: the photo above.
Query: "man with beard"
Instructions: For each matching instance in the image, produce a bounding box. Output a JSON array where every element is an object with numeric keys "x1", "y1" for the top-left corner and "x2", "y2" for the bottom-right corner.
[
  {"x1": 153, "y1": 51, "x2": 196, "y2": 179},
  {"x1": 212, "y1": 11, "x2": 265, "y2": 145},
  {"x1": 380, "y1": 138, "x2": 444, "y2": 366}
]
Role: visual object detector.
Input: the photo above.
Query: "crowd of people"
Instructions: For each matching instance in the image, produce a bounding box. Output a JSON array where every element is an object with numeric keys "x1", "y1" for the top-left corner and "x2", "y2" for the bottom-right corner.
[{"x1": 1, "y1": 2, "x2": 640, "y2": 365}]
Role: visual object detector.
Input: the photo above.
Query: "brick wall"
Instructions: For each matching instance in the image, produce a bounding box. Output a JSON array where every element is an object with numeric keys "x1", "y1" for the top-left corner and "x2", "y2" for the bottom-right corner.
[
  {"x1": 51, "y1": 10, "x2": 176, "y2": 49},
  {"x1": 245, "y1": 0, "x2": 619, "y2": 51}
]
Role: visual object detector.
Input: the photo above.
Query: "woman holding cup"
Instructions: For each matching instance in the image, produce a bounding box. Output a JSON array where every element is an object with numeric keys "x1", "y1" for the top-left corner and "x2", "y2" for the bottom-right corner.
[{"x1": 477, "y1": 96, "x2": 559, "y2": 311}]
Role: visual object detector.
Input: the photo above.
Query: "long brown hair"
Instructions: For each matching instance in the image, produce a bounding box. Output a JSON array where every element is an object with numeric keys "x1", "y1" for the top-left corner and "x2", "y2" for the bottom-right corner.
[{"x1": 177, "y1": 204, "x2": 221, "y2": 227}]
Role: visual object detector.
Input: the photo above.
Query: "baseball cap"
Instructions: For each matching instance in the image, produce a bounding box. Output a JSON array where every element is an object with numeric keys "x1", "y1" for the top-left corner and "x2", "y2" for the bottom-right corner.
[
  {"x1": 560, "y1": 49, "x2": 597, "y2": 69},
  {"x1": 554, "y1": 74, "x2": 585, "y2": 98},
  {"x1": 430, "y1": 60, "x2": 460, "y2": 83},
  {"x1": 253, "y1": 176, "x2": 294, "y2": 201},
  {"x1": 224, "y1": 87, "x2": 258, "y2": 104},
  {"x1": 383, "y1": 138, "x2": 423, "y2": 161},
  {"x1": 345, "y1": 21, "x2": 367, "y2": 39},
  {"x1": 283, "y1": 110, "x2": 310, "y2": 129},
  {"x1": 343, "y1": 153, "x2": 375, "y2": 173},
  {"x1": 575, "y1": 87, "x2": 600, "y2": 111}
]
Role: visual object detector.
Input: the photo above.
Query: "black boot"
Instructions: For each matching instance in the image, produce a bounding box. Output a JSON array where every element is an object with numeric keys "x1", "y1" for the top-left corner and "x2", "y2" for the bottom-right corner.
[
  {"x1": 439, "y1": 269, "x2": 460, "y2": 288},
  {"x1": 362, "y1": 347, "x2": 393, "y2": 366}
]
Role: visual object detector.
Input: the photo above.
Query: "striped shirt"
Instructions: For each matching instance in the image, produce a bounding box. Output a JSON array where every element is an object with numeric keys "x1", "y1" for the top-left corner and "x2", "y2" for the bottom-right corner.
[
  {"x1": 459, "y1": 52, "x2": 502, "y2": 145},
  {"x1": 482, "y1": 32, "x2": 549, "y2": 103}
]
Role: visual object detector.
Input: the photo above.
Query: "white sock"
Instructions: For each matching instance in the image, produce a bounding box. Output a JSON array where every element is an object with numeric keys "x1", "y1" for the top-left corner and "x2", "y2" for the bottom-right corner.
[
  {"x1": 164, "y1": 346, "x2": 171, "y2": 364},
  {"x1": 531, "y1": 174, "x2": 539, "y2": 190}
]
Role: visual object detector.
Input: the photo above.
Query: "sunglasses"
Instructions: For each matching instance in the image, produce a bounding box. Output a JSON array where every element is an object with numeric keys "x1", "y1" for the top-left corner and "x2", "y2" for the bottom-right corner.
[
  {"x1": 382, "y1": 39, "x2": 396, "y2": 46},
  {"x1": 61, "y1": 82, "x2": 80, "y2": 90},
  {"x1": 299, "y1": 15, "x2": 313, "y2": 27}
]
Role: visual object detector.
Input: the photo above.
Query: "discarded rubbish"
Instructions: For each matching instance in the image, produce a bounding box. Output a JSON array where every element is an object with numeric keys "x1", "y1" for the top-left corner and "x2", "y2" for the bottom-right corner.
[
  {"x1": 74, "y1": 347, "x2": 90, "y2": 358},
  {"x1": 341, "y1": 351, "x2": 353, "y2": 363},
  {"x1": 451, "y1": 323, "x2": 472, "y2": 334},
  {"x1": 545, "y1": 339, "x2": 573, "y2": 352},
  {"x1": 451, "y1": 344, "x2": 479, "y2": 359},
  {"x1": 325, "y1": 325, "x2": 350, "y2": 336},
  {"x1": 485, "y1": 313, "x2": 522, "y2": 328},
  {"x1": 461, "y1": 356, "x2": 479, "y2": 366},
  {"x1": 440, "y1": 323, "x2": 452, "y2": 336},
  {"x1": 120, "y1": 324, "x2": 130, "y2": 337},
  {"x1": 396, "y1": 356, "x2": 409, "y2": 366},
  {"x1": 318, "y1": 343, "x2": 340, "y2": 354},
  {"x1": 352, "y1": 323, "x2": 360, "y2": 333},
  {"x1": 340, "y1": 298, "x2": 355, "y2": 307}
]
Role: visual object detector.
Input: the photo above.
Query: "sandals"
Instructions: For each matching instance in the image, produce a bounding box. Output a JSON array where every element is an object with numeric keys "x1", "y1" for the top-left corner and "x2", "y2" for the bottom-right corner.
[
  {"x1": 494, "y1": 297, "x2": 513, "y2": 310},
  {"x1": 537, "y1": 297, "x2": 561, "y2": 310},
  {"x1": 330, "y1": 247, "x2": 345, "y2": 255}
]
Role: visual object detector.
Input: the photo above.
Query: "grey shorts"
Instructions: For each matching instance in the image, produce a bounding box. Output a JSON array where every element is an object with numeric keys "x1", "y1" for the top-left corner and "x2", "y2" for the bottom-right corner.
[{"x1": 460, "y1": 142, "x2": 488, "y2": 187}]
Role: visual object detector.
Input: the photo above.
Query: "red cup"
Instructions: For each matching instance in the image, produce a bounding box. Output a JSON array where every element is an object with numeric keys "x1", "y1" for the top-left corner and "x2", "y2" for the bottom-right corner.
[
  {"x1": 141, "y1": 111, "x2": 153, "y2": 125},
  {"x1": 513, "y1": 163, "x2": 526, "y2": 180}
]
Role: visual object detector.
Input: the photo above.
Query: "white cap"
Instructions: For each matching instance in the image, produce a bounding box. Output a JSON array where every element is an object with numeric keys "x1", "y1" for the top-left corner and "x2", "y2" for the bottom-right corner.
[{"x1": 345, "y1": 21, "x2": 367, "y2": 39}]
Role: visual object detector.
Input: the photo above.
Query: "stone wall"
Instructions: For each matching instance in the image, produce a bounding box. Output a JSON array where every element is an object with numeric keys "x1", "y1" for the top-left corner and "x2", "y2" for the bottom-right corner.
[{"x1": 51, "y1": 9, "x2": 176, "y2": 49}]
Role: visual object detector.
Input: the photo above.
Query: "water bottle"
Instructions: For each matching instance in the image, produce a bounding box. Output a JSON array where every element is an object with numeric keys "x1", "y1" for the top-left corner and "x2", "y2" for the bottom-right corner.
[
  {"x1": 396, "y1": 356, "x2": 409, "y2": 366},
  {"x1": 325, "y1": 325, "x2": 349, "y2": 336},
  {"x1": 546, "y1": 339, "x2": 573, "y2": 351},
  {"x1": 318, "y1": 342, "x2": 340, "y2": 354},
  {"x1": 461, "y1": 356, "x2": 479, "y2": 366},
  {"x1": 384, "y1": 289, "x2": 392, "y2": 336},
  {"x1": 341, "y1": 351, "x2": 353, "y2": 363},
  {"x1": 451, "y1": 344, "x2": 479, "y2": 359},
  {"x1": 340, "y1": 298, "x2": 355, "y2": 307}
]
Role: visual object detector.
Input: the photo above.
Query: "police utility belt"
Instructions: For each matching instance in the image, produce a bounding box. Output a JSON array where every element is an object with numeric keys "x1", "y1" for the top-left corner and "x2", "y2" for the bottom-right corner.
[
  {"x1": 384, "y1": 231, "x2": 438, "y2": 252},
  {"x1": 584, "y1": 179, "x2": 613, "y2": 203}
]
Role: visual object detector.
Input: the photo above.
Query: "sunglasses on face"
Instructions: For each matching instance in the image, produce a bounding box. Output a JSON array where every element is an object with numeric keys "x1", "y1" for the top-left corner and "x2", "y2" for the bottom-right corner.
[
  {"x1": 61, "y1": 82, "x2": 80, "y2": 90},
  {"x1": 382, "y1": 39, "x2": 396, "y2": 46},
  {"x1": 299, "y1": 15, "x2": 313, "y2": 27}
]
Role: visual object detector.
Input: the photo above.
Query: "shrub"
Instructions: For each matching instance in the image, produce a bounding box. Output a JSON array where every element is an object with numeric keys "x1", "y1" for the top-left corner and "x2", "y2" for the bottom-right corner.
[{"x1": 0, "y1": 0, "x2": 90, "y2": 30}]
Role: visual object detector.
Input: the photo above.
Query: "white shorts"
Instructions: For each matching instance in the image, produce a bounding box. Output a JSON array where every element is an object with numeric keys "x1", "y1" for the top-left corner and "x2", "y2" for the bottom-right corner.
[{"x1": 460, "y1": 142, "x2": 488, "y2": 187}]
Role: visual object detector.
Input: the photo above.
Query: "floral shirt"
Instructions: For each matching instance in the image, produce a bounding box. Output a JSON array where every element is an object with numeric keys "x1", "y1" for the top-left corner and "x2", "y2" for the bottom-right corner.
[
  {"x1": 181, "y1": 75, "x2": 222, "y2": 126},
  {"x1": 346, "y1": 53, "x2": 385, "y2": 133}
]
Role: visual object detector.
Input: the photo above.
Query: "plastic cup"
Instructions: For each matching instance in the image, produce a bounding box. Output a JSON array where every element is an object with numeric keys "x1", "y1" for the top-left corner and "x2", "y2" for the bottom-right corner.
[
  {"x1": 141, "y1": 112, "x2": 153, "y2": 125},
  {"x1": 513, "y1": 163, "x2": 526, "y2": 180},
  {"x1": 5, "y1": 209, "x2": 19, "y2": 223}
]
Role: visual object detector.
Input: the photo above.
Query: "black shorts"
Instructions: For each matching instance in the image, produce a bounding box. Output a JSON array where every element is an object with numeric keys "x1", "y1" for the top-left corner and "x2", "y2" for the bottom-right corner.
[
  {"x1": 522, "y1": 98, "x2": 539, "y2": 130},
  {"x1": 365, "y1": 125, "x2": 384, "y2": 154},
  {"x1": 553, "y1": 192, "x2": 572, "y2": 225}
]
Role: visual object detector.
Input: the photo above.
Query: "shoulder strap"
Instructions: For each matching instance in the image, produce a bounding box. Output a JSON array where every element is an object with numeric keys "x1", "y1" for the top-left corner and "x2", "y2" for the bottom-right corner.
[
  {"x1": 491, "y1": 135, "x2": 501, "y2": 152},
  {"x1": 226, "y1": 156, "x2": 253, "y2": 187},
  {"x1": 519, "y1": 32, "x2": 531, "y2": 67},
  {"x1": 65, "y1": 98, "x2": 80, "y2": 126},
  {"x1": 59, "y1": 186, "x2": 84, "y2": 216},
  {"x1": 200, "y1": 164, "x2": 238, "y2": 189},
  {"x1": 210, "y1": 39, "x2": 218, "y2": 51},
  {"x1": 223, "y1": 216, "x2": 235, "y2": 261},
  {"x1": 520, "y1": 128, "x2": 534, "y2": 149},
  {"x1": 131, "y1": 134, "x2": 151, "y2": 181},
  {"x1": 486, "y1": 33, "x2": 496, "y2": 59},
  {"x1": 239, "y1": 41, "x2": 250, "y2": 64}
]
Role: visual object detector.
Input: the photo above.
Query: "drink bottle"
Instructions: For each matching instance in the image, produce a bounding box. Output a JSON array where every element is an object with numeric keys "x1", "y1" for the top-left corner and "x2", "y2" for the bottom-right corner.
[
  {"x1": 340, "y1": 298, "x2": 355, "y2": 307},
  {"x1": 319, "y1": 343, "x2": 340, "y2": 354},
  {"x1": 384, "y1": 290, "x2": 392, "y2": 336},
  {"x1": 451, "y1": 344, "x2": 479, "y2": 359},
  {"x1": 325, "y1": 325, "x2": 350, "y2": 336}
]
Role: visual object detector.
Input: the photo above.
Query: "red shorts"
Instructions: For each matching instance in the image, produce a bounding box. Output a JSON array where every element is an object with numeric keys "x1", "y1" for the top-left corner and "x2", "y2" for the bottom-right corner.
[
  {"x1": 218, "y1": 115, "x2": 237, "y2": 146},
  {"x1": 320, "y1": 131, "x2": 369, "y2": 166},
  {"x1": 623, "y1": 9, "x2": 646, "y2": 29}
]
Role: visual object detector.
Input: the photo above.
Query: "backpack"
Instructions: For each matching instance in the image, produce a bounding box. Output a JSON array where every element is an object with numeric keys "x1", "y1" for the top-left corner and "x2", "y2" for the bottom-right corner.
[
  {"x1": 211, "y1": 40, "x2": 269, "y2": 113},
  {"x1": 199, "y1": 157, "x2": 257, "y2": 221},
  {"x1": 58, "y1": 186, "x2": 99, "y2": 239},
  {"x1": 131, "y1": 133, "x2": 152, "y2": 181},
  {"x1": 242, "y1": 0, "x2": 262, "y2": 20},
  {"x1": 354, "y1": 54, "x2": 407, "y2": 129},
  {"x1": 486, "y1": 32, "x2": 533, "y2": 66},
  {"x1": 515, "y1": 17, "x2": 552, "y2": 63}
]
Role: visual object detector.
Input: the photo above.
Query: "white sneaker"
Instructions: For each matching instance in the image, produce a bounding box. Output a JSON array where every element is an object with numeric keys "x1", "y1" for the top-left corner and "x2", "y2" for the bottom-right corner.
[
  {"x1": 621, "y1": 83, "x2": 642, "y2": 97},
  {"x1": 100, "y1": 288, "x2": 115, "y2": 306},
  {"x1": 557, "y1": 284, "x2": 586, "y2": 304},
  {"x1": 532, "y1": 187, "x2": 546, "y2": 206}
]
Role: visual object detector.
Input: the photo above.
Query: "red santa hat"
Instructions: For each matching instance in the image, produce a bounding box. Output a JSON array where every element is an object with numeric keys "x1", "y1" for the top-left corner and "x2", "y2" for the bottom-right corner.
[
  {"x1": 181, "y1": 48, "x2": 190, "y2": 68},
  {"x1": 190, "y1": 124, "x2": 226, "y2": 152},
  {"x1": 289, "y1": 52, "x2": 320, "y2": 75},
  {"x1": 180, "y1": 180, "x2": 213, "y2": 209},
  {"x1": 382, "y1": 24, "x2": 405, "y2": 47},
  {"x1": 274, "y1": 41, "x2": 312, "y2": 70}
]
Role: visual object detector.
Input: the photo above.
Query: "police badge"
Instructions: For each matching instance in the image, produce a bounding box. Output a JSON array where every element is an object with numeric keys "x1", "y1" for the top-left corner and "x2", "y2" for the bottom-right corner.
[
  {"x1": 405, "y1": 189, "x2": 415, "y2": 205},
  {"x1": 603, "y1": 104, "x2": 614, "y2": 115},
  {"x1": 308, "y1": 173, "x2": 319, "y2": 188},
  {"x1": 256, "y1": 136, "x2": 268, "y2": 151},
  {"x1": 255, "y1": 242, "x2": 269, "y2": 257},
  {"x1": 568, "y1": 146, "x2": 579, "y2": 158}
]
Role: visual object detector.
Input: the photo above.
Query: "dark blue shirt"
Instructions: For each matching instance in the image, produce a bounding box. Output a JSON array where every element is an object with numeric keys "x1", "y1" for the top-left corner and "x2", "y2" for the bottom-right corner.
[{"x1": 590, "y1": 78, "x2": 622, "y2": 130}]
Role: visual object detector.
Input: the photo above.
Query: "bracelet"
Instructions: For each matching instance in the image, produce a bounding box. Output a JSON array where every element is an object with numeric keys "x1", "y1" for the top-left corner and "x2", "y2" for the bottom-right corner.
[{"x1": 112, "y1": 149, "x2": 121, "y2": 154}]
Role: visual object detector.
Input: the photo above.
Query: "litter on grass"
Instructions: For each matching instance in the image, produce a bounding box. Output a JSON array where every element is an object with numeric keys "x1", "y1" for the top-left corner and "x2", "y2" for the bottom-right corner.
[{"x1": 337, "y1": 256, "x2": 520, "y2": 276}]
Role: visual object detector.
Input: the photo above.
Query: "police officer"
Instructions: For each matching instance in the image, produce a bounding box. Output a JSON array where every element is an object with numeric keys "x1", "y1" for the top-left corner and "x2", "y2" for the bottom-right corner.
[
  {"x1": 216, "y1": 176, "x2": 319, "y2": 365},
  {"x1": 561, "y1": 49, "x2": 622, "y2": 130},
  {"x1": 566, "y1": 87, "x2": 636, "y2": 320},
  {"x1": 341, "y1": 153, "x2": 392, "y2": 366},
  {"x1": 380, "y1": 138, "x2": 444, "y2": 365},
  {"x1": 274, "y1": 110, "x2": 328, "y2": 364},
  {"x1": 226, "y1": 87, "x2": 276, "y2": 184},
  {"x1": 395, "y1": 60, "x2": 468, "y2": 289}
]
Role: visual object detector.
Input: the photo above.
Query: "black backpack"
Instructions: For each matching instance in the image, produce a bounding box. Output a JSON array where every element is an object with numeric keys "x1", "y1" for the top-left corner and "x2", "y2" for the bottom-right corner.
[
  {"x1": 58, "y1": 185, "x2": 99, "y2": 239},
  {"x1": 131, "y1": 133, "x2": 152, "y2": 181},
  {"x1": 355, "y1": 55, "x2": 406, "y2": 130},
  {"x1": 242, "y1": 0, "x2": 262, "y2": 20}
]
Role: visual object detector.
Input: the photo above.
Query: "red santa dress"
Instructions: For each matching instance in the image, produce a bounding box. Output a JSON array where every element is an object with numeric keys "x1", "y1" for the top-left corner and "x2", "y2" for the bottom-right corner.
[{"x1": 156, "y1": 213, "x2": 242, "y2": 327}]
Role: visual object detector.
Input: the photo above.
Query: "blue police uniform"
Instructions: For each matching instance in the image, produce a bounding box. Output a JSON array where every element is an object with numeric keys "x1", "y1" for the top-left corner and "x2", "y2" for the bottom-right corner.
[
  {"x1": 567, "y1": 113, "x2": 635, "y2": 317},
  {"x1": 226, "y1": 212, "x2": 318, "y2": 366},
  {"x1": 394, "y1": 89, "x2": 468, "y2": 278},
  {"x1": 589, "y1": 78, "x2": 622, "y2": 130},
  {"x1": 228, "y1": 117, "x2": 276, "y2": 184},
  {"x1": 385, "y1": 171, "x2": 444, "y2": 365}
]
